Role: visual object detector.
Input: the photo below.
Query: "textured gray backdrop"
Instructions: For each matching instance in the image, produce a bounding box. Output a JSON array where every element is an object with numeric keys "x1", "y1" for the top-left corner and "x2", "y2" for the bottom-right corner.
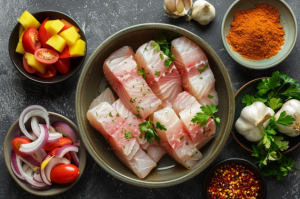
[{"x1": 1, "y1": 0, "x2": 299, "y2": 198}]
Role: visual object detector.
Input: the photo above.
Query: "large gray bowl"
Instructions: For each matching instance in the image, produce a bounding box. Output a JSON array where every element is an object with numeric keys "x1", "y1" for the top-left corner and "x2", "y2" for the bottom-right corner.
[{"x1": 75, "y1": 23, "x2": 235, "y2": 188}]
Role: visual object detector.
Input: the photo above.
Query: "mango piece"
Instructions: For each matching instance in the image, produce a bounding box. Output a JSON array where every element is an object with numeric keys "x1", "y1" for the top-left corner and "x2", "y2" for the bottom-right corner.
[
  {"x1": 59, "y1": 27, "x2": 79, "y2": 46},
  {"x1": 46, "y1": 34, "x2": 66, "y2": 53},
  {"x1": 17, "y1": 10, "x2": 40, "y2": 30},
  {"x1": 61, "y1": 19, "x2": 80, "y2": 32},
  {"x1": 19, "y1": 25, "x2": 24, "y2": 38},
  {"x1": 45, "y1": 20, "x2": 64, "y2": 36},
  {"x1": 25, "y1": 52, "x2": 47, "y2": 74},
  {"x1": 19, "y1": 30, "x2": 25, "y2": 42},
  {"x1": 69, "y1": 39, "x2": 86, "y2": 57},
  {"x1": 16, "y1": 42, "x2": 25, "y2": 54}
]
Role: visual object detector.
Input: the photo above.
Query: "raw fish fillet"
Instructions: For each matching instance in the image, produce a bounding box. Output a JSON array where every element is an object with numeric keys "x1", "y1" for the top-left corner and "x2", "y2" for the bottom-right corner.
[
  {"x1": 171, "y1": 37, "x2": 218, "y2": 106},
  {"x1": 89, "y1": 88, "x2": 115, "y2": 110},
  {"x1": 135, "y1": 41, "x2": 183, "y2": 104},
  {"x1": 103, "y1": 46, "x2": 161, "y2": 119},
  {"x1": 87, "y1": 102, "x2": 156, "y2": 178},
  {"x1": 153, "y1": 106, "x2": 202, "y2": 169},
  {"x1": 145, "y1": 139, "x2": 166, "y2": 162},
  {"x1": 174, "y1": 92, "x2": 216, "y2": 149}
]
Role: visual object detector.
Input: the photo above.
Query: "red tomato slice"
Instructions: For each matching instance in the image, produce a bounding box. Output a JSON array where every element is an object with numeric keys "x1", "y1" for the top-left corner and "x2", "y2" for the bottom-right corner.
[
  {"x1": 36, "y1": 65, "x2": 57, "y2": 79},
  {"x1": 43, "y1": 137, "x2": 72, "y2": 151},
  {"x1": 50, "y1": 164, "x2": 79, "y2": 184},
  {"x1": 54, "y1": 58, "x2": 70, "y2": 74},
  {"x1": 39, "y1": 18, "x2": 53, "y2": 49},
  {"x1": 23, "y1": 55, "x2": 37, "y2": 73},
  {"x1": 34, "y1": 48, "x2": 59, "y2": 65},
  {"x1": 48, "y1": 148, "x2": 72, "y2": 162},
  {"x1": 59, "y1": 46, "x2": 72, "y2": 59},
  {"x1": 12, "y1": 137, "x2": 31, "y2": 157},
  {"x1": 22, "y1": 28, "x2": 41, "y2": 54},
  {"x1": 64, "y1": 151, "x2": 72, "y2": 162}
]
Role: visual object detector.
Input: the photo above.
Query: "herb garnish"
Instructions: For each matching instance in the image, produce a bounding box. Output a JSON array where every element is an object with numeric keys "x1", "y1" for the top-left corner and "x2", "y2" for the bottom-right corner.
[
  {"x1": 125, "y1": 131, "x2": 133, "y2": 139},
  {"x1": 155, "y1": 71, "x2": 161, "y2": 76},
  {"x1": 137, "y1": 66, "x2": 146, "y2": 79},
  {"x1": 191, "y1": 103, "x2": 220, "y2": 127},
  {"x1": 152, "y1": 35, "x2": 175, "y2": 69},
  {"x1": 139, "y1": 119, "x2": 166, "y2": 144},
  {"x1": 109, "y1": 112, "x2": 113, "y2": 117},
  {"x1": 198, "y1": 63, "x2": 208, "y2": 74}
]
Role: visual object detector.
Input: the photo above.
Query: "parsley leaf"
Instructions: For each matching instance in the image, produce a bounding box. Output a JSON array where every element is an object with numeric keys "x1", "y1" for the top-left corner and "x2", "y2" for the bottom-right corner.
[
  {"x1": 208, "y1": 95, "x2": 214, "y2": 99},
  {"x1": 151, "y1": 42, "x2": 160, "y2": 52},
  {"x1": 153, "y1": 35, "x2": 174, "y2": 69},
  {"x1": 109, "y1": 112, "x2": 113, "y2": 117},
  {"x1": 154, "y1": 122, "x2": 167, "y2": 131},
  {"x1": 137, "y1": 66, "x2": 146, "y2": 79},
  {"x1": 159, "y1": 54, "x2": 164, "y2": 60},
  {"x1": 191, "y1": 103, "x2": 220, "y2": 127},
  {"x1": 242, "y1": 94, "x2": 259, "y2": 106},
  {"x1": 268, "y1": 98, "x2": 283, "y2": 110},
  {"x1": 139, "y1": 118, "x2": 161, "y2": 144},
  {"x1": 275, "y1": 111, "x2": 294, "y2": 126},
  {"x1": 125, "y1": 131, "x2": 133, "y2": 139},
  {"x1": 198, "y1": 63, "x2": 208, "y2": 74},
  {"x1": 155, "y1": 71, "x2": 161, "y2": 76}
]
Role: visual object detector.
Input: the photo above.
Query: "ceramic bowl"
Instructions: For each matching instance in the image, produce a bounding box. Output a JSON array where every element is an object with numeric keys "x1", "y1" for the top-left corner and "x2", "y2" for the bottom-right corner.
[
  {"x1": 8, "y1": 11, "x2": 87, "y2": 83},
  {"x1": 221, "y1": 0, "x2": 297, "y2": 70},
  {"x1": 231, "y1": 78, "x2": 300, "y2": 154},
  {"x1": 3, "y1": 112, "x2": 86, "y2": 196},
  {"x1": 75, "y1": 23, "x2": 235, "y2": 188},
  {"x1": 203, "y1": 158, "x2": 267, "y2": 199}
]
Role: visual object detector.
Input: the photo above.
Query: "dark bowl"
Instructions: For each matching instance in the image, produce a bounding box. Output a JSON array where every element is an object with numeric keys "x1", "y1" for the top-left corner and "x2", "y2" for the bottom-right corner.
[
  {"x1": 8, "y1": 10, "x2": 87, "y2": 84},
  {"x1": 3, "y1": 112, "x2": 87, "y2": 196},
  {"x1": 231, "y1": 78, "x2": 300, "y2": 154},
  {"x1": 203, "y1": 158, "x2": 267, "y2": 199}
]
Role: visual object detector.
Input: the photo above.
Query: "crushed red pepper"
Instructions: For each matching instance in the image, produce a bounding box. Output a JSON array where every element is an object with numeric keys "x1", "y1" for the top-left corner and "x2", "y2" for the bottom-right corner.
[{"x1": 208, "y1": 163, "x2": 260, "y2": 199}]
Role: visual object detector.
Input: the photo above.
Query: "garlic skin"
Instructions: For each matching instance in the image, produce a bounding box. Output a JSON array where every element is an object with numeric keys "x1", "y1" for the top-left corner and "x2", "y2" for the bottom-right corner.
[
  {"x1": 164, "y1": 0, "x2": 193, "y2": 19},
  {"x1": 235, "y1": 102, "x2": 275, "y2": 142},
  {"x1": 187, "y1": 0, "x2": 215, "y2": 25},
  {"x1": 275, "y1": 99, "x2": 300, "y2": 137}
]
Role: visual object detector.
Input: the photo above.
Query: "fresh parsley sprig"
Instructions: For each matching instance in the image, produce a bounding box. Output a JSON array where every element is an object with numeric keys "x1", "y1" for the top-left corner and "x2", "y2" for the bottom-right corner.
[
  {"x1": 242, "y1": 71, "x2": 300, "y2": 110},
  {"x1": 191, "y1": 103, "x2": 220, "y2": 127},
  {"x1": 137, "y1": 66, "x2": 146, "y2": 79},
  {"x1": 139, "y1": 119, "x2": 166, "y2": 144},
  {"x1": 251, "y1": 111, "x2": 299, "y2": 180},
  {"x1": 151, "y1": 35, "x2": 175, "y2": 69}
]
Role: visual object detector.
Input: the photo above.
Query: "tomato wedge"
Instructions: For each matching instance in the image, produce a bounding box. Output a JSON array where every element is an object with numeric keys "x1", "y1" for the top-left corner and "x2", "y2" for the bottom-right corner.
[
  {"x1": 34, "y1": 48, "x2": 59, "y2": 65},
  {"x1": 59, "y1": 46, "x2": 72, "y2": 59},
  {"x1": 54, "y1": 58, "x2": 70, "y2": 74},
  {"x1": 23, "y1": 55, "x2": 37, "y2": 73},
  {"x1": 59, "y1": 19, "x2": 80, "y2": 33},
  {"x1": 22, "y1": 28, "x2": 41, "y2": 54},
  {"x1": 50, "y1": 164, "x2": 79, "y2": 184},
  {"x1": 39, "y1": 18, "x2": 53, "y2": 49},
  {"x1": 12, "y1": 137, "x2": 31, "y2": 156},
  {"x1": 36, "y1": 65, "x2": 57, "y2": 79},
  {"x1": 47, "y1": 148, "x2": 72, "y2": 162},
  {"x1": 43, "y1": 137, "x2": 72, "y2": 151}
]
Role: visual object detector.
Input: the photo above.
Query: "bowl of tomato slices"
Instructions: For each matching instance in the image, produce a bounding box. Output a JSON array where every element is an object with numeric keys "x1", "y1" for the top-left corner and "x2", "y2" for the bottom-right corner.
[{"x1": 9, "y1": 10, "x2": 87, "y2": 83}]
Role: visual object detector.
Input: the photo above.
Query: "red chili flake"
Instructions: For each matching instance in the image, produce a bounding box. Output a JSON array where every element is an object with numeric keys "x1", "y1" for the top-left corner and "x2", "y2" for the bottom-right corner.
[{"x1": 207, "y1": 163, "x2": 260, "y2": 199}]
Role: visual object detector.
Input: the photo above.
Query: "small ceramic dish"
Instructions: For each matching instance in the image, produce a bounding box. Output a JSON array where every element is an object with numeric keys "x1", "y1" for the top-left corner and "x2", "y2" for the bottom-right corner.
[
  {"x1": 231, "y1": 78, "x2": 300, "y2": 154},
  {"x1": 3, "y1": 112, "x2": 86, "y2": 196},
  {"x1": 8, "y1": 11, "x2": 87, "y2": 83},
  {"x1": 203, "y1": 158, "x2": 267, "y2": 199},
  {"x1": 221, "y1": 0, "x2": 297, "y2": 70}
]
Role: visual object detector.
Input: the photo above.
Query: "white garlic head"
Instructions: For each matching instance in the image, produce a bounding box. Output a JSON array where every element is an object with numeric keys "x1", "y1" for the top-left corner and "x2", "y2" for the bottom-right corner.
[
  {"x1": 235, "y1": 102, "x2": 275, "y2": 142},
  {"x1": 187, "y1": 0, "x2": 215, "y2": 25},
  {"x1": 164, "y1": 0, "x2": 193, "y2": 19},
  {"x1": 275, "y1": 99, "x2": 300, "y2": 137}
]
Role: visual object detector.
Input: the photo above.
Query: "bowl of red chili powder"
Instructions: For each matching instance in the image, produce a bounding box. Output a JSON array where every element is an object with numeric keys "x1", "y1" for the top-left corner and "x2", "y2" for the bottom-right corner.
[
  {"x1": 203, "y1": 158, "x2": 267, "y2": 199},
  {"x1": 221, "y1": 0, "x2": 297, "y2": 70}
]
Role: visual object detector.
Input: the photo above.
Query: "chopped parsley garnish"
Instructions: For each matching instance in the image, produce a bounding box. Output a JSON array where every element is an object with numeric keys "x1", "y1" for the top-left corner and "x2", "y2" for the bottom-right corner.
[
  {"x1": 143, "y1": 93, "x2": 146, "y2": 96},
  {"x1": 180, "y1": 136, "x2": 184, "y2": 140},
  {"x1": 155, "y1": 71, "x2": 161, "y2": 76},
  {"x1": 208, "y1": 95, "x2": 214, "y2": 99},
  {"x1": 130, "y1": 98, "x2": 134, "y2": 103},
  {"x1": 139, "y1": 119, "x2": 164, "y2": 144},
  {"x1": 145, "y1": 48, "x2": 148, "y2": 51},
  {"x1": 133, "y1": 85, "x2": 135, "y2": 88},
  {"x1": 109, "y1": 112, "x2": 113, "y2": 117},
  {"x1": 191, "y1": 103, "x2": 220, "y2": 127},
  {"x1": 139, "y1": 135, "x2": 142, "y2": 139},
  {"x1": 200, "y1": 77, "x2": 203, "y2": 79},
  {"x1": 160, "y1": 54, "x2": 164, "y2": 60},
  {"x1": 125, "y1": 131, "x2": 133, "y2": 139},
  {"x1": 141, "y1": 107, "x2": 144, "y2": 111},
  {"x1": 116, "y1": 113, "x2": 119, "y2": 117},
  {"x1": 153, "y1": 35, "x2": 175, "y2": 69},
  {"x1": 137, "y1": 66, "x2": 146, "y2": 79},
  {"x1": 123, "y1": 146, "x2": 125, "y2": 149},
  {"x1": 198, "y1": 63, "x2": 208, "y2": 74},
  {"x1": 186, "y1": 142, "x2": 189, "y2": 145},
  {"x1": 96, "y1": 112, "x2": 98, "y2": 116}
]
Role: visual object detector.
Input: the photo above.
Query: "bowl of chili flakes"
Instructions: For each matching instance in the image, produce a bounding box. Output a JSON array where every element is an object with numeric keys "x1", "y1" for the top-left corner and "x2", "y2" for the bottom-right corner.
[{"x1": 203, "y1": 158, "x2": 267, "y2": 199}]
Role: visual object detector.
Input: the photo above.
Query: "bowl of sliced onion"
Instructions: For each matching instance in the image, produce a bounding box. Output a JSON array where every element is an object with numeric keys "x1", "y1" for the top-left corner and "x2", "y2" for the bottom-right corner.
[{"x1": 3, "y1": 105, "x2": 86, "y2": 196}]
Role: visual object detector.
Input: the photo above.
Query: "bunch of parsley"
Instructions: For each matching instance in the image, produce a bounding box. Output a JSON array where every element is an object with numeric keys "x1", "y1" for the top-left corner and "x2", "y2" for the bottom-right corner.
[
  {"x1": 139, "y1": 119, "x2": 167, "y2": 144},
  {"x1": 151, "y1": 35, "x2": 175, "y2": 69}
]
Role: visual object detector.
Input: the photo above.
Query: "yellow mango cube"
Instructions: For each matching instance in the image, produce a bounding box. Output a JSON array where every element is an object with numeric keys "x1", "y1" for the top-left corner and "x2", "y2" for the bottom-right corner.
[
  {"x1": 19, "y1": 30, "x2": 25, "y2": 42},
  {"x1": 46, "y1": 34, "x2": 66, "y2": 53},
  {"x1": 69, "y1": 39, "x2": 86, "y2": 57},
  {"x1": 59, "y1": 27, "x2": 79, "y2": 46},
  {"x1": 17, "y1": 10, "x2": 40, "y2": 30},
  {"x1": 25, "y1": 52, "x2": 47, "y2": 74},
  {"x1": 16, "y1": 42, "x2": 25, "y2": 54},
  {"x1": 45, "y1": 20, "x2": 64, "y2": 35},
  {"x1": 19, "y1": 25, "x2": 24, "y2": 38}
]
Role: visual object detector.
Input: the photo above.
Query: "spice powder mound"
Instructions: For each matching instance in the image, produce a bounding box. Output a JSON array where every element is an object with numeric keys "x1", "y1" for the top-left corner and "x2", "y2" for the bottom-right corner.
[{"x1": 226, "y1": 3, "x2": 285, "y2": 60}]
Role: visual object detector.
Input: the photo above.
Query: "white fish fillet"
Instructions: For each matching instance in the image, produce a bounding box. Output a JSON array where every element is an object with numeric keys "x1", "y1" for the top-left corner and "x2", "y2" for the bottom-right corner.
[
  {"x1": 153, "y1": 106, "x2": 202, "y2": 169},
  {"x1": 103, "y1": 46, "x2": 161, "y2": 119},
  {"x1": 87, "y1": 102, "x2": 156, "y2": 178},
  {"x1": 89, "y1": 88, "x2": 115, "y2": 110},
  {"x1": 145, "y1": 139, "x2": 166, "y2": 162},
  {"x1": 135, "y1": 41, "x2": 183, "y2": 104},
  {"x1": 171, "y1": 36, "x2": 218, "y2": 106}
]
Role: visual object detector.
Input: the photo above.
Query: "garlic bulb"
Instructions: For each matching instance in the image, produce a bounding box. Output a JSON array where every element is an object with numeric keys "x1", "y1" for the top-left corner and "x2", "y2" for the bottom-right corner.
[
  {"x1": 235, "y1": 102, "x2": 275, "y2": 142},
  {"x1": 275, "y1": 99, "x2": 300, "y2": 137},
  {"x1": 187, "y1": 0, "x2": 215, "y2": 25},
  {"x1": 164, "y1": 0, "x2": 193, "y2": 19}
]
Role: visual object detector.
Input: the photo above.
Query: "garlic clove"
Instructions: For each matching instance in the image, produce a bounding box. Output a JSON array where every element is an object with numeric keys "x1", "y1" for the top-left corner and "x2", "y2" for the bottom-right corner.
[
  {"x1": 164, "y1": 0, "x2": 193, "y2": 19},
  {"x1": 187, "y1": 0, "x2": 216, "y2": 25},
  {"x1": 164, "y1": 0, "x2": 176, "y2": 13},
  {"x1": 176, "y1": 0, "x2": 185, "y2": 14}
]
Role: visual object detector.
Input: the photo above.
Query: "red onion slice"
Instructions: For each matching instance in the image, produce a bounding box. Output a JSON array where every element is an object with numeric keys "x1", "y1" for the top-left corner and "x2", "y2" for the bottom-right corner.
[
  {"x1": 19, "y1": 124, "x2": 49, "y2": 154},
  {"x1": 21, "y1": 166, "x2": 49, "y2": 189},
  {"x1": 31, "y1": 117, "x2": 41, "y2": 137},
  {"x1": 55, "y1": 145, "x2": 78, "y2": 158},
  {"x1": 33, "y1": 173, "x2": 43, "y2": 183},
  {"x1": 74, "y1": 140, "x2": 80, "y2": 147},
  {"x1": 19, "y1": 105, "x2": 49, "y2": 140},
  {"x1": 35, "y1": 148, "x2": 47, "y2": 162},
  {"x1": 11, "y1": 150, "x2": 25, "y2": 180},
  {"x1": 14, "y1": 130, "x2": 20, "y2": 138},
  {"x1": 19, "y1": 154, "x2": 40, "y2": 169},
  {"x1": 45, "y1": 157, "x2": 70, "y2": 182},
  {"x1": 52, "y1": 122, "x2": 77, "y2": 143},
  {"x1": 70, "y1": 151, "x2": 79, "y2": 167},
  {"x1": 47, "y1": 132, "x2": 62, "y2": 143},
  {"x1": 23, "y1": 164, "x2": 34, "y2": 177},
  {"x1": 20, "y1": 131, "x2": 38, "y2": 141},
  {"x1": 49, "y1": 125, "x2": 56, "y2": 133},
  {"x1": 40, "y1": 155, "x2": 52, "y2": 185}
]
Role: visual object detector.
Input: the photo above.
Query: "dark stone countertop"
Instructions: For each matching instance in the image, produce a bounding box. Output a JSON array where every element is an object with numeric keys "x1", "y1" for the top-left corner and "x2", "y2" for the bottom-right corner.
[{"x1": 1, "y1": 0, "x2": 300, "y2": 198}]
